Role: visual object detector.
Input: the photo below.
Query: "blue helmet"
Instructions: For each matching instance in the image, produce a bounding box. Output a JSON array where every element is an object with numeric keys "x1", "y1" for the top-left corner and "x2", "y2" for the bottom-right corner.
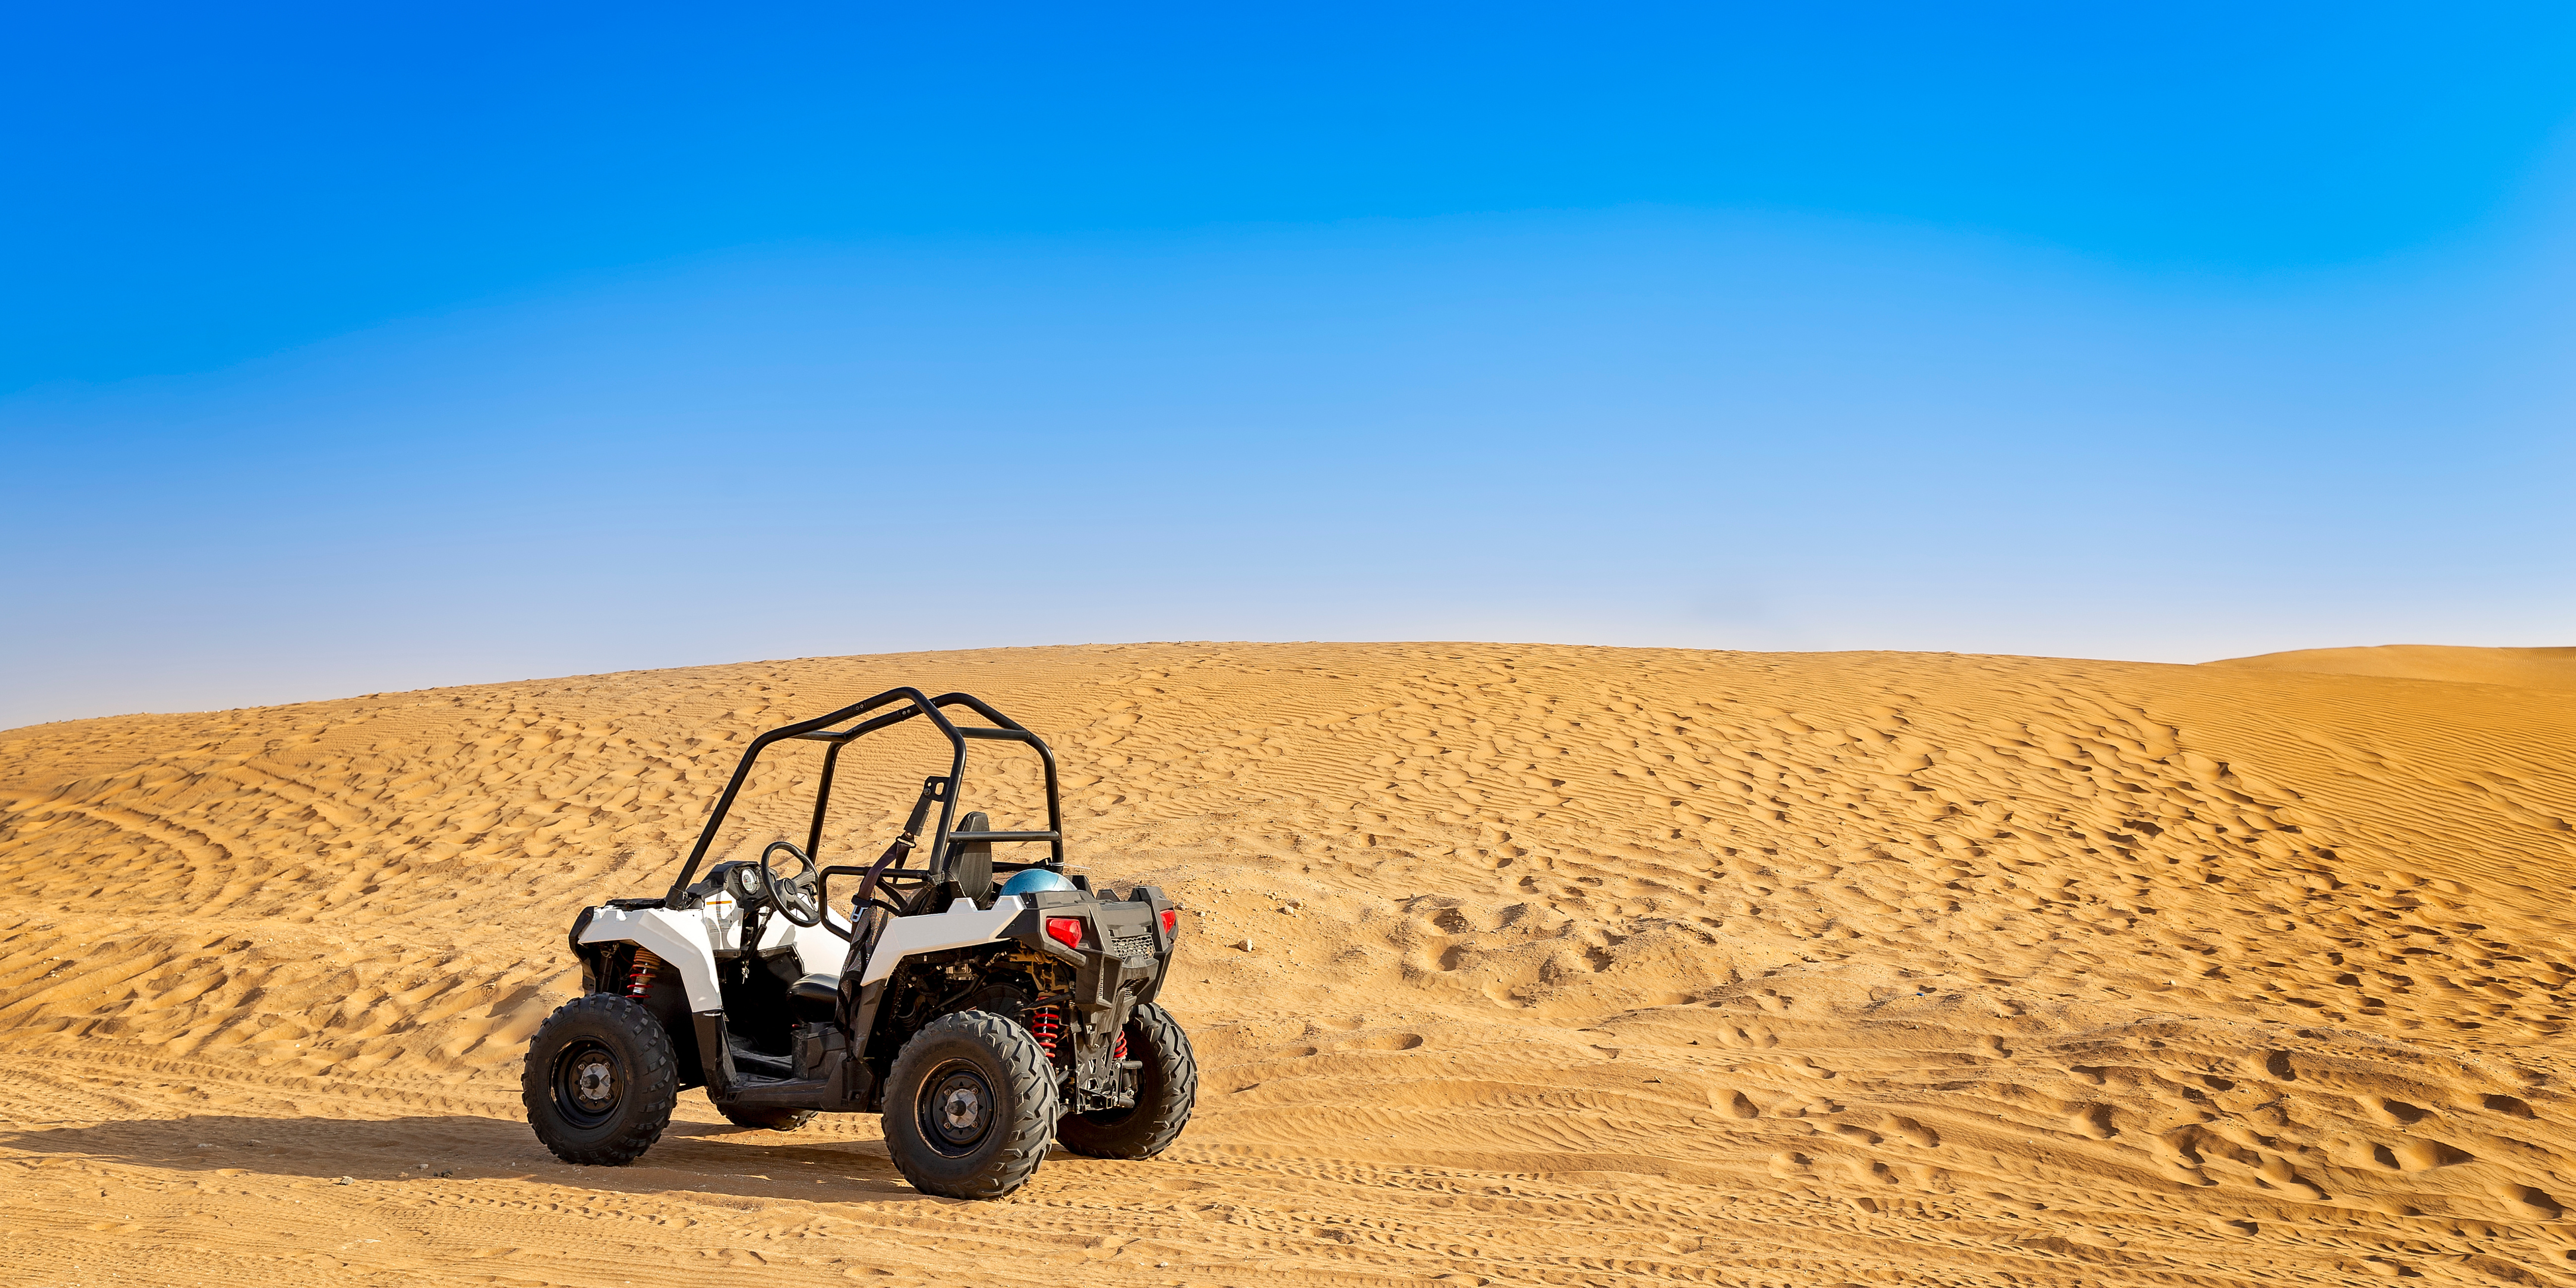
[{"x1": 998, "y1": 868, "x2": 1076, "y2": 897}]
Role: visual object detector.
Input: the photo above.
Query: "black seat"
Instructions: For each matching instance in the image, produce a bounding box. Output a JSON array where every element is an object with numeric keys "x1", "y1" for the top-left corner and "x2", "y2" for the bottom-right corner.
[
  {"x1": 904, "y1": 811, "x2": 997, "y2": 913},
  {"x1": 943, "y1": 810, "x2": 996, "y2": 905}
]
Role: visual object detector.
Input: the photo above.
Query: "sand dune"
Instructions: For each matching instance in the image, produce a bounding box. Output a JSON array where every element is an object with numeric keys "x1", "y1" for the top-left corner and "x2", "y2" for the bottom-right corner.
[
  {"x1": 4, "y1": 642, "x2": 2575, "y2": 1286},
  {"x1": 2207, "y1": 644, "x2": 2576, "y2": 692}
]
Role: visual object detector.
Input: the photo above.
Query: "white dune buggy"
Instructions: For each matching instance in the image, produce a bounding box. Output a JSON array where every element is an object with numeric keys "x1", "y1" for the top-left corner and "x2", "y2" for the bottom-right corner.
[{"x1": 520, "y1": 688, "x2": 1193, "y2": 1199}]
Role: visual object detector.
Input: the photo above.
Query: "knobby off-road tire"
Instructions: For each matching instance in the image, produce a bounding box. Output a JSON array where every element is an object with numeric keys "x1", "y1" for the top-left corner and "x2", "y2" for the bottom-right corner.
[
  {"x1": 1055, "y1": 1001, "x2": 1196, "y2": 1160},
  {"x1": 883, "y1": 1009, "x2": 1060, "y2": 1199},
  {"x1": 523, "y1": 993, "x2": 680, "y2": 1166},
  {"x1": 716, "y1": 1102, "x2": 817, "y2": 1132}
]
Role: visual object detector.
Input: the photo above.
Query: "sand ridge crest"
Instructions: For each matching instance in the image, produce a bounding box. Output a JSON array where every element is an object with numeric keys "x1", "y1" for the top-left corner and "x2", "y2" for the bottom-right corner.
[
  {"x1": 2206, "y1": 644, "x2": 2576, "y2": 692},
  {"x1": 4, "y1": 641, "x2": 2576, "y2": 1285}
]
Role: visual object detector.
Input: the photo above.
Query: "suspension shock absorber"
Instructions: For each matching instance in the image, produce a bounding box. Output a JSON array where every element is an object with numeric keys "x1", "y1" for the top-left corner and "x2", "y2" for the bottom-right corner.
[
  {"x1": 1114, "y1": 1026, "x2": 1128, "y2": 1061},
  {"x1": 1025, "y1": 1004, "x2": 1062, "y2": 1061},
  {"x1": 626, "y1": 948, "x2": 663, "y2": 998}
]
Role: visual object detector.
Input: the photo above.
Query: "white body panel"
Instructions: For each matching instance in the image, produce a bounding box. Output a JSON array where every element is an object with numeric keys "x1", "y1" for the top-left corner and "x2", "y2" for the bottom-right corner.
[
  {"x1": 756, "y1": 904, "x2": 855, "y2": 972},
  {"x1": 577, "y1": 907, "x2": 729, "y2": 1011},
  {"x1": 579, "y1": 891, "x2": 1018, "y2": 1008},
  {"x1": 858, "y1": 895, "x2": 1027, "y2": 986}
]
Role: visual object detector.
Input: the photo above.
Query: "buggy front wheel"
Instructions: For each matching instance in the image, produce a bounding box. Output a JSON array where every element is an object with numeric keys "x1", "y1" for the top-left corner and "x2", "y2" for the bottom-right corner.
[{"x1": 522, "y1": 994, "x2": 680, "y2": 1166}]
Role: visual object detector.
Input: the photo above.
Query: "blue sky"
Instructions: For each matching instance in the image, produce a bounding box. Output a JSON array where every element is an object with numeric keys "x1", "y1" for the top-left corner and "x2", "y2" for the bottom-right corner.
[{"x1": 6, "y1": 3, "x2": 2575, "y2": 727}]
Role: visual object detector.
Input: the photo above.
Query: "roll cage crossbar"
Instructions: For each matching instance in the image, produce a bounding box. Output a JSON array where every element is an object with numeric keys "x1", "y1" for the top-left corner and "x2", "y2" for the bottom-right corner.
[{"x1": 660, "y1": 688, "x2": 1064, "y2": 912}]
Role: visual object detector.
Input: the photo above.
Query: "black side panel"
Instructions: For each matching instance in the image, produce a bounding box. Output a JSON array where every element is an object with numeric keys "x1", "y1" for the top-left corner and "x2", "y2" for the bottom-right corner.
[
  {"x1": 834, "y1": 908, "x2": 892, "y2": 1028},
  {"x1": 692, "y1": 1011, "x2": 736, "y2": 1096},
  {"x1": 567, "y1": 907, "x2": 597, "y2": 962},
  {"x1": 1132, "y1": 885, "x2": 1176, "y2": 1006},
  {"x1": 718, "y1": 951, "x2": 798, "y2": 1058},
  {"x1": 845, "y1": 979, "x2": 891, "y2": 1057},
  {"x1": 843, "y1": 1054, "x2": 877, "y2": 1111}
]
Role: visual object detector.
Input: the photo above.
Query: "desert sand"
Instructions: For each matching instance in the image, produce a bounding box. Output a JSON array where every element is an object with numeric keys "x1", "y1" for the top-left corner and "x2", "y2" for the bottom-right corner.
[
  {"x1": 2207, "y1": 645, "x2": 2576, "y2": 692},
  {"x1": 3, "y1": 641, "x2": 2574, "y2": 1287}
]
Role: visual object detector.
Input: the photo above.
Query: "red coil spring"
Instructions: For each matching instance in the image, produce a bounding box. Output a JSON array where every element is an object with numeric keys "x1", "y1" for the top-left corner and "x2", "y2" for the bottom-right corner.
[
  {"x1": 1114, "y1": 1029, "x2": 1128, "y2": 1060},
  {"x1": 627, "y1": 948, "x2": 662, "y2": 998},
  {"x1": 1026, "y1": 1005, "x2": 1062, "y2": 1060}
]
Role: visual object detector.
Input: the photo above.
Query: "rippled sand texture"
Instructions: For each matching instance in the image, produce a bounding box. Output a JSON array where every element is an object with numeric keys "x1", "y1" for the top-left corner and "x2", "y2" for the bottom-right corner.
[{"x1": 4, "y1": 642, "x2": 2574, "y2": 1287}]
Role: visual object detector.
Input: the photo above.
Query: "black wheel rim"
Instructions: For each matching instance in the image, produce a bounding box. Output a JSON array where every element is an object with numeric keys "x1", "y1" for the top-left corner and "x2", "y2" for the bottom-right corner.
[
  {"x1": 554, "y1": 1038, "x2": 621, "y2": 1128},
  {"x1": 918, "y1": 1060, "x2": 995, "y2": 1156}
]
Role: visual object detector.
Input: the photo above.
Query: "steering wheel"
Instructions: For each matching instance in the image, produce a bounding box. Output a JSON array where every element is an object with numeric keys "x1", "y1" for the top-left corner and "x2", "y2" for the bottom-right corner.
[{"x1": 755, "y1": 841, "x2": 823, "y2": 927}]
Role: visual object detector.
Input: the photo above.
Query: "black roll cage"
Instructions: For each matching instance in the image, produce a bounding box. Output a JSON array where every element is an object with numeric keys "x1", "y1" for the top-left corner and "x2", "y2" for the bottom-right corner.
[{"x1": 660, "y1": 688, "x2": 1064, "y2": 918}]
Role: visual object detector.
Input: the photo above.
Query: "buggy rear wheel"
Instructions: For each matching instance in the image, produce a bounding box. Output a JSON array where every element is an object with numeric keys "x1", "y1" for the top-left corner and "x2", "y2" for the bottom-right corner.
[
  {"x1": 1055, "y1": 1001, "x2": 1196, "y2": 1159},
  {"x1": 522, "y1": 994, "x2": 679, "y2": 1166},
  {"x1": 883, "y1": 1010, "x2": 1059, "y2": 1199}
]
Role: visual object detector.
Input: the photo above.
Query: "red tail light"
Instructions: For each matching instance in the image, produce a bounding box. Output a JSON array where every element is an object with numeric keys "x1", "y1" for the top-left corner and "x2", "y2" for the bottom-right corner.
[
  {"x1": 1161, "y1": 909, "x2": 1178, "y2": 934},
  {"x1": 1045, "y1": 916, "x2": 1083, "y2": 948}
]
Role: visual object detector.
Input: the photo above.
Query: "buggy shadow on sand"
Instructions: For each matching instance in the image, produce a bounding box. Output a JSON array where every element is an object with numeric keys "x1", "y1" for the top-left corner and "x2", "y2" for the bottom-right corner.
[{"x1": 521, "y1": 688, "x2": 1193, "y2": 1199}]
